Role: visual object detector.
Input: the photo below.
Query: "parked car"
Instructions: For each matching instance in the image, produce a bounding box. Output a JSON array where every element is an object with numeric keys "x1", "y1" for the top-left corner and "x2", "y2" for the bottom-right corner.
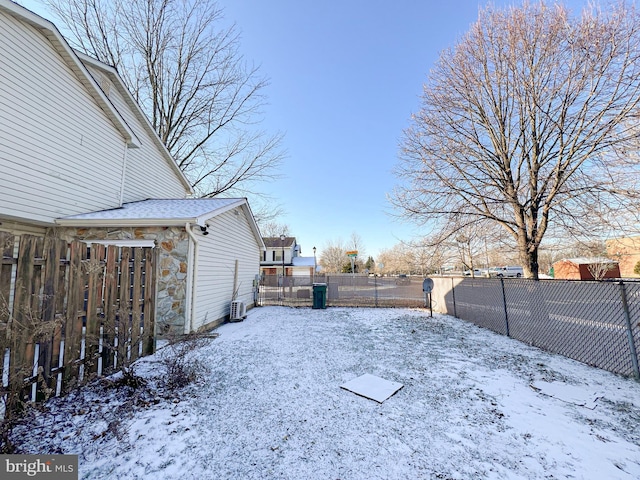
[
  {"x1": 463, "y1": 269, "x2": 483, "y2": 277},
  {"x1": 489, "y1": 266, "x2": 524, "y2": 278}
]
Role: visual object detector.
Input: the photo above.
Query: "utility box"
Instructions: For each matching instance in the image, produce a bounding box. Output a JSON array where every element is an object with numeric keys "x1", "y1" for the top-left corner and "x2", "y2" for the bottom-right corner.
[{"x1": 312, "y1": 283, "x2": 327, "y2": 309}]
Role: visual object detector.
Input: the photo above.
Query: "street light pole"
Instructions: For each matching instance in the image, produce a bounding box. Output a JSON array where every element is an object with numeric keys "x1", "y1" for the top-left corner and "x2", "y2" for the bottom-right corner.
[{"x1": 313, "y1": 246, "x2": 316, "y2": 283}]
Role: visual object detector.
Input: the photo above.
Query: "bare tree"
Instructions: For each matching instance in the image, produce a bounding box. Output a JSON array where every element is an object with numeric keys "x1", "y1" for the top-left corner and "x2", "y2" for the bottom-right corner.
[
  {"x1": 319, "y1": 239, "x2": 347, "y2": 274},
  {"x1": 258, "y1": 222, "x2": 290, "y2": 239},
  {"x1": 568, "y1": 239, "x2": 619, "y2": 280},
  {"x1": 587, "y1": 259, "x2": 618, "y2": 281},
  {"x1": 378, "y1": 244, "x2": 413, "y2": 275},
  {"x1": 347, "y1": 232, "x2": 366, "y2": 260},
  {"x1": 393, "y1": 1, "x2": 640, "y2": 279},
  {"x1": 45, "y1": 0, "x2": 284, "y2": 197}
]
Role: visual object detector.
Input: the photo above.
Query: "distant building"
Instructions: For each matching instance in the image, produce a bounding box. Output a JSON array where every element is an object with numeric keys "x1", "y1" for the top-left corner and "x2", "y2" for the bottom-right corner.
[
  {"x1": 606, "y1": 236, "x2": 640, "y2": 278},
  {"x1": 260, "y1": 237, "x2": 317, "y2": 278},
  {"x1": 552, "y1": 258, "x2": 620, "y2": 280}
]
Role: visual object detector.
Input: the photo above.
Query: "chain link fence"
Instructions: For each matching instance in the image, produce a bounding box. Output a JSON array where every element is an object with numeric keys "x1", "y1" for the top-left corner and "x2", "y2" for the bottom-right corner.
[
  {"x1": 258, "y1": 274, "x2": 427, "y2": 308},
  {"x1": 430, "y1": 276, "x2": 640, "y2": 378},
  {"x1": 258, "y1": 274, "x2": 640, "y2": 378}
]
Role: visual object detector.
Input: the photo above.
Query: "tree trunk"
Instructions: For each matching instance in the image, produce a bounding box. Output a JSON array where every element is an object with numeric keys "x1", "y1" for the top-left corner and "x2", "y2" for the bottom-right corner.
[{"x1": 520, "y1": 243, "x2": 540, "y2": 280}]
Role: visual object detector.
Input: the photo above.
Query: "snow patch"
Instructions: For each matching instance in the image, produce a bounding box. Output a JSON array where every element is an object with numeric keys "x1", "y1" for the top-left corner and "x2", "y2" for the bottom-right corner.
[{"x1": 530, "y1": 380, "x2": 600, "y2": 409}]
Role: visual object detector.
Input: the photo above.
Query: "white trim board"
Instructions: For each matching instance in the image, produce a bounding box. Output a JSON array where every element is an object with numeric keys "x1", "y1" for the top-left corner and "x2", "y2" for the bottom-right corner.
[{"x1": 81, "y1": 239, "x2": 156, "y2": 248}]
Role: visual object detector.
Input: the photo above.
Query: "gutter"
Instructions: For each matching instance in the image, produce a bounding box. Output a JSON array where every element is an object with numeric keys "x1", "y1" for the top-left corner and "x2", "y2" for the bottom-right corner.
[{"x1": 185, "y1": 222, "x2": 199, "y2": 334}]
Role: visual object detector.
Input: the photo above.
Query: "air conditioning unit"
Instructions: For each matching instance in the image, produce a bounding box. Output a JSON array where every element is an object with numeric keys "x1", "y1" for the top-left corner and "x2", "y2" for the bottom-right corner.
[{"x1": 230, "y1": 301, "x2": 247, "y2": 322}]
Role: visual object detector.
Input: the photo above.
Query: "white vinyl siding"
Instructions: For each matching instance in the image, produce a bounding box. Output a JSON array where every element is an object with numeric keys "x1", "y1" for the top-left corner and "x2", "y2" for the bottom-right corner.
[
  {"x1": 83, "y1": 65, "x2": 189, "y2": 201},
  {"x1": 192, "y1": 207, "x2": 260, "y2": 329},
  {"x1": 0, "y1": 13, "x2": 126, "y2": 224}
]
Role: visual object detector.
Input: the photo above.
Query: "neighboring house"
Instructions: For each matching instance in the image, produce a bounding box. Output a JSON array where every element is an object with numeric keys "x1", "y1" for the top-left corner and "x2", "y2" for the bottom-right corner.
[
  {"x1": 606, "y1": 236, "x2": 640, "y2": 278},
  {"x1": 260, "y1": 237, "x2": 317, "y2": 278},
  {"x1": 552, "y1": 258, "x2": 621, "y2": 281},
  {"x1": 0, "y1": 1, "x2": 262, "y2": 333}
]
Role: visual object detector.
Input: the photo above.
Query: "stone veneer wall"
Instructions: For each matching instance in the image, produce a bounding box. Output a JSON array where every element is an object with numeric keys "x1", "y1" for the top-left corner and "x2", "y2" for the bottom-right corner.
[{"x1": 56, "y1": 226, "x2": 190, "y2": 336}]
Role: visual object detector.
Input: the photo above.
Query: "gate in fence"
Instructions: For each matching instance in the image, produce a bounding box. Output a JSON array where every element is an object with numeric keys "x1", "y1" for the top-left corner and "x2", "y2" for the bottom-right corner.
[{"x1": 1, "y1": 233, "x2": 156, "y2": 414}]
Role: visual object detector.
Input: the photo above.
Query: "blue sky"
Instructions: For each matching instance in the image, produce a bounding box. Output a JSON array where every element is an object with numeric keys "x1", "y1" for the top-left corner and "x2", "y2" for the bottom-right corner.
[
  {"x1": 20, "y1": 0, "x2": 592, "y2": 260},
  {"x1": 219, "y1": 0, "x2": 498, "y2": 259}
]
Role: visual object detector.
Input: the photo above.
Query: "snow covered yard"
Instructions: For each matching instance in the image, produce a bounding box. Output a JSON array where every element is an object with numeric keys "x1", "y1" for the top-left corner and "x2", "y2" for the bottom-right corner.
[{"x1": 10, "y1": 306, "x2": 640, "y2": 479}]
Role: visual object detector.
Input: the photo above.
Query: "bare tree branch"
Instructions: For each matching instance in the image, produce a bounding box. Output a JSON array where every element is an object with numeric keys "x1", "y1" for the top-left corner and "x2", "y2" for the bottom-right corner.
[
  {"x1": 392, "y1": 1, "x2": 640, "y2": 279},
  {"x1": 46, "y1": 0, "x2": 284, "y2": 197}
]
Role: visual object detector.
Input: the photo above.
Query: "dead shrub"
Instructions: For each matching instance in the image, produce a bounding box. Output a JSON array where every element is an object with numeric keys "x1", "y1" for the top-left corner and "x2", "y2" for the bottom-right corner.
[{"x1": 160, "y1": 331, "x2": 217, "y2": 391}]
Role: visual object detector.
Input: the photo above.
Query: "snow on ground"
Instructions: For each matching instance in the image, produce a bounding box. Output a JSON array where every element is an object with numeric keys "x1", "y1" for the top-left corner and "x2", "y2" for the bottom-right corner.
[{"x1": 10, "y1": 307, "x2": 640, "y2": 479}]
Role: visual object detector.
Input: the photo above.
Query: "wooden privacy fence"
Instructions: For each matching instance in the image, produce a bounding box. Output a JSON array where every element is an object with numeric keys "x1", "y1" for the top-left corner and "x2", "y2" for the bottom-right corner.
[{"x1": 0, "y1": 233, "x2": 156, "y2": 412}]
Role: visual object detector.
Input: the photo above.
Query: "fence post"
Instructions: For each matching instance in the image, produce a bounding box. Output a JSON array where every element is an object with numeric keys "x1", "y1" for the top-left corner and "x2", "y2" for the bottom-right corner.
[
  {"x1": 500, "y1": 277, "x2": 510, "y2": 337},
  {"x1": 374, "y1": 274, "x2": 378, "y2": 308},
  {"x1": 618, "y1": 281, "x2": 640, "y2": 379},
  {"x1": 451, "y1": 276, "x2": 457, "y2": 318}
]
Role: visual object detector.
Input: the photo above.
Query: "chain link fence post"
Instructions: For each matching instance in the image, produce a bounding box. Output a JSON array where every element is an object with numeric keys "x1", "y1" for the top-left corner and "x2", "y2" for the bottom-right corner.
[
  {"x1": 451, "y1": 276, "x2": 457, "y2": 318},
  {"x1": 500, "y1": 277, "x2": 510, "y2": 337},
  {"x1": 618, "y1": 281, "x2": 640, "y2": 379}
]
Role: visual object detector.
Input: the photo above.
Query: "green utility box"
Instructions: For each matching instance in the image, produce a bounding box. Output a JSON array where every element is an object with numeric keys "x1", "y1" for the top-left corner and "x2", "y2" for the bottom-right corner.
[{"x1": 312, "y1": 283, "x2": 327, "y2": 309}]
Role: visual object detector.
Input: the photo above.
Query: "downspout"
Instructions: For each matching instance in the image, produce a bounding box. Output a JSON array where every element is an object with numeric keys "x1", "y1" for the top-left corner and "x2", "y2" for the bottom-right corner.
[
  {"x1": 185, "y1": 223, "x2": 199, "y2": 334},
  {"x1": 118, "y1": 141, "x2": 128, "y2": 206}
]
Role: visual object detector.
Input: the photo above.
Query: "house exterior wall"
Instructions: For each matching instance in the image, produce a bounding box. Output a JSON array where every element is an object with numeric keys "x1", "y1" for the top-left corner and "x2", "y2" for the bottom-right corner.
[
  {"x1": 193, "y1": 207, "x2": 261, "y2": 331},
  {"x1": 0, "y1": 12, "x2": 127, "y2": 225},
  {"x1": 606, "y1": 236, "x2": 640, "y2": 278},
  {"x1": 9, "y1": 206, "x2": 262, "y2": 336},
  {"x1": 260, "y1": 240, "x2": 309, "y2": 276},
  {"x1": 58, "y1": 226, "x2": 190, "y2": 335},
  {"x1": 553, "y1": 261, "x2": 581, "y2": 280},
  {"x1": 82, "y1": 64, "x2": 190, "y2": 202},
  {"x1": 553, "y1": 260, "x2": 621, "y2": 280},
  {"x1": 259, "y1": 265, "x2": 313, "y2": 277},
  {"x1": 263, "y1": 245, "x2": 293, "y2": 264},
  {"x1": 292, "y1": 267, "x2": 314, "y2": 277}
]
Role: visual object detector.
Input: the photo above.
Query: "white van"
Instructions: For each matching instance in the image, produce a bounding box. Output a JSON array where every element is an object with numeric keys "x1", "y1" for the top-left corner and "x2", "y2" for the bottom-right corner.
[{"x1": 489, "y1": 266, "x2": 524, "y2": 278}]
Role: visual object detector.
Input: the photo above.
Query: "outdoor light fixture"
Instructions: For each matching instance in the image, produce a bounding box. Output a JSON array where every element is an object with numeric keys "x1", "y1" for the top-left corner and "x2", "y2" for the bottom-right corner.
[{"x1": 200, "y1": 225, "x2": 209, "y2": 235}]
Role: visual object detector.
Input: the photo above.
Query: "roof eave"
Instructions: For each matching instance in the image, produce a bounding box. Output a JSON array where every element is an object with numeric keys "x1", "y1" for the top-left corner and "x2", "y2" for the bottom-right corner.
[
  {"x1": 0, "y1": 0, "x2": 139, "y2": 147},
  {"x1": 196, "y1": 198, "x2": 246, "y2": 225},
  {"x1": 199, "y1": 199, "x2": 265, "y2": 250},
  {"x1": 55, "y1": 218, "x2": 196, "y2": 228}
]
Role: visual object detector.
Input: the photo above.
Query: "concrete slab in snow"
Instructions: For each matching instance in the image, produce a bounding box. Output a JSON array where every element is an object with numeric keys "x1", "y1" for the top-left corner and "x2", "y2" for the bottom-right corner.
[{"x1": 340, "y1": 374, "x2": 404, "y2": 403}]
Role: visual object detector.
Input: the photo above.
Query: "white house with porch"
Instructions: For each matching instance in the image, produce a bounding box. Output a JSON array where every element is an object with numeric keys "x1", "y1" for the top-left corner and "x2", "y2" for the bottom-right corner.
[{"x1": 260, "y1": 236, "x2": 317, "y2": 278}]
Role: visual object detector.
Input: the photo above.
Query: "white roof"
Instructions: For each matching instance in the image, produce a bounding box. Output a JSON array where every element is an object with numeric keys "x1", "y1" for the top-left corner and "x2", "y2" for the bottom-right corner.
[
  {"x1": 56, "y1": 198, "x2": 265, "y2": 249},
  {"x1": 57, "y1": 198, "x2": 245, "y2": 227},
  {"x1": 564, "y1": 257, "x2": 617, "y2": 265},
  {"x1": 292, "y1": 256, "x2": 316, "y2": 267}
]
